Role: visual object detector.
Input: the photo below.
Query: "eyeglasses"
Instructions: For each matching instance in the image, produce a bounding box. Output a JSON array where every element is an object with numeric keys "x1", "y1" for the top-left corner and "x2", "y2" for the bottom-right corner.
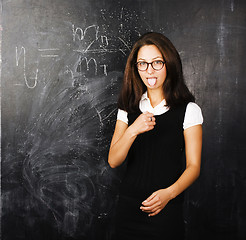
[{"x1": 136, "y1": 60, "x2": 166, "y2": 71}]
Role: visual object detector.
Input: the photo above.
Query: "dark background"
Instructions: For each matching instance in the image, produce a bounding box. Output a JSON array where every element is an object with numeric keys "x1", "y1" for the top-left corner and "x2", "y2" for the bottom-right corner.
[{"x1": 1, "y1": 0, "x2": 246, "y2": 239}]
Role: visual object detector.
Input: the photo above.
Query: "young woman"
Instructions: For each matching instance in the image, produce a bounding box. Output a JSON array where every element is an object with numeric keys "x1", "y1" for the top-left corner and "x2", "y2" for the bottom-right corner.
[{"x1": 108, "y1": 32, "x2": 203, "y2": 240}]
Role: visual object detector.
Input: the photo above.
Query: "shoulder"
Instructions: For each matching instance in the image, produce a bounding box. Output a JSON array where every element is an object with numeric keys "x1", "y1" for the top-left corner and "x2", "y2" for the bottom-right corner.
[
  {"x1": 186, "y1": 102, "x2": 202, "y2": 114},
  {"x1": 183, "y1": 102, "x2": 203, "y2": 130},
  {"x1": 117, "y1": 109, "x2": 128, "y2": 124},
  {"x1": 117, "y1": 108, "x2": 142, "y2": 125}
]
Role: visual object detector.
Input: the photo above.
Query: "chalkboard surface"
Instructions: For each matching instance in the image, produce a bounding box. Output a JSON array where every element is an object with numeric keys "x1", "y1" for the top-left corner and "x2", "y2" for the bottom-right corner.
[{"x1": 1, "y1": 0, "x2": 246, "y2": 239}]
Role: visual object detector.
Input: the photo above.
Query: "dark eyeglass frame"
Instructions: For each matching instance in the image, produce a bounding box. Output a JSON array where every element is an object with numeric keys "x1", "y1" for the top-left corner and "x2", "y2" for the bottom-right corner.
[{"x1": 135, "y1": 60, "x2": 166, "y2": 71}]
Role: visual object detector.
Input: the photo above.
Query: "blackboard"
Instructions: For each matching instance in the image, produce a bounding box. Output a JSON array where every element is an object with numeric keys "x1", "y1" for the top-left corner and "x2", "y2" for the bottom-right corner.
[{"x1": 1, "y1": 0, "x2": 246, "y2": 239}]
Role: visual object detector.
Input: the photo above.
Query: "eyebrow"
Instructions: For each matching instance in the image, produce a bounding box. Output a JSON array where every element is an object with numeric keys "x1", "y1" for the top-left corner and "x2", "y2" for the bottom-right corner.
[{"x1": 137, "y1": 56, "x2": 163, "y2": 61}]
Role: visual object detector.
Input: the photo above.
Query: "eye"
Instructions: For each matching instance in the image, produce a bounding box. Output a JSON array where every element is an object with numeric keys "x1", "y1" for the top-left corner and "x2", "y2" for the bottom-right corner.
[
  {"x1": 153, "y1": 60, "x2": 163, "y2": 65},
  {"x1": 136, "y1": 62, "x2": 147, "y2": 69},
  {"x1": 139, "y1": 62, "x2": 147, "y2": 66}
]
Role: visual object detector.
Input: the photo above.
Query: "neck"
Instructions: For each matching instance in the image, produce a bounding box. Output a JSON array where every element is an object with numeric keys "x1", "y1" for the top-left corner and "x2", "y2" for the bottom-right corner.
[{"x1": 147, "y1": 89, "x2": 165, "y2": 108}]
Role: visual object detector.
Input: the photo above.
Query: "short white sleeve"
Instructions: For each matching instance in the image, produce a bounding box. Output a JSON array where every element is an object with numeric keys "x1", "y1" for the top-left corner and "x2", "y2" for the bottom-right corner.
[
  {"x1": 117, "y1": 103, "x2": 203, "y2": 129},
  {"x1": 183, "y1": 103, "x2": 203, "y2": 130},
  {"x1": 117, "y1": 109, "x2": 128, "y2": 124}
]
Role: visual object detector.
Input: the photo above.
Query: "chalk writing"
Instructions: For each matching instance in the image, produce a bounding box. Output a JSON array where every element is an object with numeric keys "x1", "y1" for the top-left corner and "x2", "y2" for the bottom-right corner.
[
  {"x1": 15, "y1": 46, "x2": 38, "y2": 89},
  {"x1": 72, "y1": 24, "x2": 130, "y2": 54},
  {"x1": 38, "y1": 48, "x2": 60, "y2": 58},
  {"x1": 76, "y1": 57, "x2": 98, "y2": 75},
  {"x1": 72, "y1": 24, "x2": 99, "y2": 42},
  {"x1": 14, "y1": 22, "x2": 133, "y2": 89},
  {"x1": 100, "y1": 64, "x2": 107, "y2": 76}
]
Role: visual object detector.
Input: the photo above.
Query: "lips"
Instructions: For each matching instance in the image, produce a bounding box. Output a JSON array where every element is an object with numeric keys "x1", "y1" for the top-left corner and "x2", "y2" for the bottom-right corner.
[{"x1": 147, "y1": 78, "x2": 157, "y2": 86}]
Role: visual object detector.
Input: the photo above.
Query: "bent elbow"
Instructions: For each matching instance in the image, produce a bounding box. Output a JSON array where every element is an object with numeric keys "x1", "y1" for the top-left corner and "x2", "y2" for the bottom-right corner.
[
  {"x1": 196, "y1": 170, "x2": 200, "y2": 180},
  {"x1": 108, "y1": 160, "x2": 117, "y2": 168},
  {"x1": 108, "y1": 155, "x2": 118, "y2": 168},
  {"x1": 195, "y1": 166, "x2": 201, "y2": 180}
]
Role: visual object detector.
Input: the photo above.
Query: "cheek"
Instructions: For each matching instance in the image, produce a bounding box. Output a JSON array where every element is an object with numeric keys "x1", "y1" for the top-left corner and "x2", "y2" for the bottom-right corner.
[
  {"x1": 159, "y1": 68, "x2": 167, "y2": 81},
  {"x1": 138, "y1": 71, "x2": 145, "y2": 81}
]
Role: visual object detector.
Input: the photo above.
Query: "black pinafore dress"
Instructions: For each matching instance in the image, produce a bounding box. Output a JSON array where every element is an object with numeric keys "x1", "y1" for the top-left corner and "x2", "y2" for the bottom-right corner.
[{"x1": 113, "y1": 104, "x2": 187, "y2": 240}]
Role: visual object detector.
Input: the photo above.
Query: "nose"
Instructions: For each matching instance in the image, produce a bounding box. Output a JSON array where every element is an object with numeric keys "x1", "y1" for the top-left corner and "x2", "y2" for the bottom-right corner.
[{"x1": 146, "y1": 63, "x2": 154, "y2": 74}]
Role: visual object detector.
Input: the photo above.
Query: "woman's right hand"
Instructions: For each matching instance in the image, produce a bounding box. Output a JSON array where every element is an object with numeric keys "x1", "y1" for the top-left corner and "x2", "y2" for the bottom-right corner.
[
  {"x1": 129, "y1": 112, "x2": 156, "y2": 136},
  {"x1": 108, "y1": 112, "x2": 156, "y2": 168}
]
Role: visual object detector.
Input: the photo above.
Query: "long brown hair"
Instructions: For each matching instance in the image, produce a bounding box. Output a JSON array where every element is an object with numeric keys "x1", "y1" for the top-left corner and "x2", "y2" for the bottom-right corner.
[{"x1": 118, "y1": 32, "x2": 195, "y2": 113}]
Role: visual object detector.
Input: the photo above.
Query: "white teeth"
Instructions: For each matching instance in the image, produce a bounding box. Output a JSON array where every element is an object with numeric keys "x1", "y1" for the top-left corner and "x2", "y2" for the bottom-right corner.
[{"x1": 147, "y1": 78, "x2": 157, "y2": 86}]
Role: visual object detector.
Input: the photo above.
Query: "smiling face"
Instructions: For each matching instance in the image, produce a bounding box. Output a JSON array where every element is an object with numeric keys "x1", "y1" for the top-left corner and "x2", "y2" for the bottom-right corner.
[{"x1": 137, "y1": 44, "x2": 167, "y2": 92}]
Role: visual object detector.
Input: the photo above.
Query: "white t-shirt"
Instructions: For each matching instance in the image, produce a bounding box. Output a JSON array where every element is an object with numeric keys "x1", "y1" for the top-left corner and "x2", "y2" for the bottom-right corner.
[{"x1": 117, "y1": 92, "x2": 203, "y2": 130}]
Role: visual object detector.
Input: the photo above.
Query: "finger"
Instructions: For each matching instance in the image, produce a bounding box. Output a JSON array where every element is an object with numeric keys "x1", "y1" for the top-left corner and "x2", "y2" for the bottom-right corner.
[
  {"x1": 141, "y1": 196, "x2": 161, "y2": 209},
  {"x1": 144, "y1": 120, "x2": 156, "y2": 126},
  {"x1": 145, "y1": 122, "x2": 156, "y2": 128},
  {"x1": 144, "y1": 112, "x2": 154, "y2": 118},
  {"x1": 142, "y1": 192, "x2": 157, "y2": 204},
  {"x1": 142, "y1": 207, "x2": 159, "y2": 214},
  {"x1": 142, "y1": 193, "x2": 159, "y2": 206},
  {"x1": 142, "y1": 198, "x2": 158, "y2": 207},
  {"x1": 146, "y1": 204, "x2": 162, "y2": 213},
  {"x1": 147, "y1": 126, "x2": 155, "y2": 131},
  {"x1": 144, "y1": 116, "x2": 153, "y2": 122},
  {"x1": 143, "y1": 117, "x2": 155, "y2": 123},
  {"x1": 145, "y1": 117, "x2": 156, "y2": 123},
  {"x1": 148, "y1": 209, "x2": 161, "y2": 217},
  {"x1": 148, "y1": 121, "x2": 156, "y2": 125},
  {"x1": 141, "y1": 201, "x2": 161, "y2": 214},
  {"x1": 141, "y1": 206, "x2": 154, "y2": 213},
  {"x1": 142, "y1": 112, "x2": 153, "y2": 118},
  {"x1": 141, "y1": 202, "x2": 160, "y2": 212},
  {"x1": 147, "y1": 116, "x2": 156, "y2": 123}
]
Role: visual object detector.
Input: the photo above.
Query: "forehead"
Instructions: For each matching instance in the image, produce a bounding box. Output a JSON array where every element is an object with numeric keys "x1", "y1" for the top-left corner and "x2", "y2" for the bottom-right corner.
[{"x1": 137, "y1": 45, "x2": 163, "y2": 60}]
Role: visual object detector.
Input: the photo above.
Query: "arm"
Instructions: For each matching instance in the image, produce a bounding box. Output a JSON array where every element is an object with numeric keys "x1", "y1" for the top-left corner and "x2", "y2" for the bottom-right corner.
[
  {"x1": 108, "y1": 120, "x2": 135, "y2": 168},
  {"x1": 108, "y1": 112, "x2": 156, "y2": 168},
  {"x1": 141, "y1": 124, "x2": 202, "y2": 216}
]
